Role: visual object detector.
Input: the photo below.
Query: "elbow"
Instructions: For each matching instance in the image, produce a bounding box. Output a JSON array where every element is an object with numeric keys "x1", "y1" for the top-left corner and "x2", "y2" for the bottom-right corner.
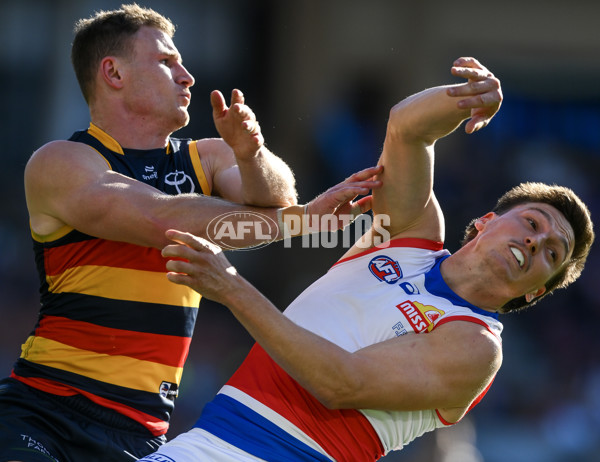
[
  {"x1": 309, "y1": 378, "x2": 363, "y2": 410},
  {"x1": 387, "y1": 105, "x2": 429, "y2": 146}
]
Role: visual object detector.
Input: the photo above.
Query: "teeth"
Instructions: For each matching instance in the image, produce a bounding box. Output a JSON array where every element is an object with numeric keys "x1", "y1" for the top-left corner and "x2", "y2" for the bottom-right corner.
[{"x1": 510, "y1": 247, "x2": 524, "y2": 267}]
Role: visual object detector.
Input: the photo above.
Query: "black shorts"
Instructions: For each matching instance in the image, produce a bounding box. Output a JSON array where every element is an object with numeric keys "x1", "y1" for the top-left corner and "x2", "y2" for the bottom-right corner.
[{"x1": 0, "y1": 377, "x2": 166, "y2": 462}]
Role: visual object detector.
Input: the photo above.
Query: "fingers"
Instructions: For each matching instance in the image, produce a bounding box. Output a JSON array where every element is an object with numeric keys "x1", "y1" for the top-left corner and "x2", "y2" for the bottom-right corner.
[
  {"x1": 231, "y1": 101, "x2": 261, "y2": 136},
  {"x1": 344, "y1": 165, "x2": 383, "y2": 183},
  {"x1": 231, "y1": 89, "x2": 245, "y2": 105},
  {"x1": 444, "y1": 56, "x2": 503, "y2": 134},
  {"x1": 463, "y1": 118, "x2": 487, "y2": 134},
  {"x1": 452, "y1": 57, "x2": 491, "y2": 74},
  {"x1": 210, "y1": 90, "x2": 227, "y2": 116},
  {"x1": 453, "y1": 89, "x2": 502, "y2": 110},
  {"x1": 355, "y1": 195, "x2": 373, "y2": 214},
  {"x1": 163, "y1": 229, "x2": 221, "y2": 256}
]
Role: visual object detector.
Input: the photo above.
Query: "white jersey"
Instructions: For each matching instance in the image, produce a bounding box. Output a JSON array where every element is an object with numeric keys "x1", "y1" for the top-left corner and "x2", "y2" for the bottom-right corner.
[{"x1": 196, "y1": 238, "x2": 503, "y2": 461}]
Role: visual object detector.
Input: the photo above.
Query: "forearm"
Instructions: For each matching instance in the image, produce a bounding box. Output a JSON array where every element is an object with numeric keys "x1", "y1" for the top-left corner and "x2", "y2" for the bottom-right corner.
[
  {"x1": 368, "y1": 85, "x2": 464, "y2": 239},
  {"x1": 236, "y1": 146, "x2": 298, "y2": 207},
  {"x1": 147, "y1": 193, "x2": 306, "y2": 249},
  {"x1": 370, "y1": 60, "x2": 501, "y2": 240}
]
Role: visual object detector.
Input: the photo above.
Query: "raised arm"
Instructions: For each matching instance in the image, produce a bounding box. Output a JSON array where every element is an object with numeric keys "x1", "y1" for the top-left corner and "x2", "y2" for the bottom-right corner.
[
  {"x1": 162, "y1": 231, "x2": 502, "y2": 421},
  {"x1": 199, "y1": 89, "x2": 298, "y2": 207},
  {"x1": 350, "y1": 58, "x2": 502, "y2": 254}
]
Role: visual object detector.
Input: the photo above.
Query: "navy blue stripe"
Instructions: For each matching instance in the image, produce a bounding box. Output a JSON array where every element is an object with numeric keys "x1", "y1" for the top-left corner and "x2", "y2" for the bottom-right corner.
[
  {"x1": 13, "y1": 360, "x2": 172, "y2": 421},
  {"x1": 195, "y1": 394, "x2": 331, "y2": 462},
  {"x1": 38, "y1": 293, "x2": 197, "y2": 337},
  {"x1": 424, "y1": 255, "x2": 499, "y2": 320}
]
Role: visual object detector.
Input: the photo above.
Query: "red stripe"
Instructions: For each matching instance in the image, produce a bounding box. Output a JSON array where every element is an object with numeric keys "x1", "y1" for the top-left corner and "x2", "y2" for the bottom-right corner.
[
  {"x1": 433, "y1": 315, "x2": 502, "y2": 341},
  {"x1": 36, "y1": 315, "x2": 191, "y2": 367},
  {"x1": 44, "y1": 239, "x2": 168, "y2": 276},
  {"x1": 11, "y1": 374, "x2": 168, "y2": 436},
  {"x1": 334, "y1": 238, "x2": 444, "y2": 266},
  {"x1": 227, "y1": 345, "x2": 385, "y2": 461}
]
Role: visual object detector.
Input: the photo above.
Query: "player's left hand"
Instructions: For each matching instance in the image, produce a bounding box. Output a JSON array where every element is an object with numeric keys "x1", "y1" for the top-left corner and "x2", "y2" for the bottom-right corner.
[
  {"x1": 211, "y1": 89, "x2": 265, "y2": 159},
  {"x1": 447, "y1": 57, "x2": 503, "y2": 134}
]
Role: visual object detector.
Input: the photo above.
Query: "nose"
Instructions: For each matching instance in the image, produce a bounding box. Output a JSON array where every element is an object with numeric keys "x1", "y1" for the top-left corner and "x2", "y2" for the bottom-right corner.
[
  {"x1": 176, "y1": 63, "x2": 195, "y2": 88},
  {"x1": 525, "y1": 233, "x2": 547, "y2": 255},
  {"x1": 525, "y1": 237, "x2": 537, "y2": 254}
]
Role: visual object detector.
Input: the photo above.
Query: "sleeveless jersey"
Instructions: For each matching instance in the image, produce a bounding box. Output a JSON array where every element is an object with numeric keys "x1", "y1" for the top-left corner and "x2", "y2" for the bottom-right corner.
[
  {"x1": 196, "y1": 238, "x2": 503, "y2": 461},
  {"x1": 12, "y1": 123, "x2": 211, "y2": 436}
]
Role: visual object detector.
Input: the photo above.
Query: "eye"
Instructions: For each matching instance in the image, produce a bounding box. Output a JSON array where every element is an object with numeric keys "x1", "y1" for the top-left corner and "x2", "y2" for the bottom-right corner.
[{"x1": 527, "y1": 218, "x2": 537, "y2": 230}]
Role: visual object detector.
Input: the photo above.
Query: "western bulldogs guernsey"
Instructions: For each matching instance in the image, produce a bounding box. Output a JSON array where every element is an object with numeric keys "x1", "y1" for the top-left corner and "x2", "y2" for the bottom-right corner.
[
  {"x1": 196, "y1": 238, "x2": 503, "y2": 461},
  {"x1": 11, "y1": 124, "x2": 210, "y2": 436}
]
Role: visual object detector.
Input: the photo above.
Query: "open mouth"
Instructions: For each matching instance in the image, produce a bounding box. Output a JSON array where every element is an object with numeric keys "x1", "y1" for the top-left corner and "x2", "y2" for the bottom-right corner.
[{"x1": 510, "y1": 246, "x2": 525, "y2": 268}]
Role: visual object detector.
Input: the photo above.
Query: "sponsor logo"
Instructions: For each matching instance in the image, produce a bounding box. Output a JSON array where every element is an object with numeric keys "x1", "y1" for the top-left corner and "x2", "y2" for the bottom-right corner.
[
  {"x1": 392, "y1": 321, "x2": 408, "y2": 337},
  {"x1": 159, "y1": 381, "x2": 179, "y2": 401},
  {"x1": 206, "y1": 211, "x2": 278, "y2": 250},
  {"x1": 369, "y1": 255, "x2": 402, "y2": 283},
  {"x1": 18, "y1": 434, "x2": 58, "y2": 461},
  {"x1": 143, "y1": 165, "x2": 158, "y2": 181},
  {"x1": 396, "y1": 300, "x2": 445, "y2": 333},
  {"x1": 165, "y1": 170, "x2": 195, "y2": 193}
]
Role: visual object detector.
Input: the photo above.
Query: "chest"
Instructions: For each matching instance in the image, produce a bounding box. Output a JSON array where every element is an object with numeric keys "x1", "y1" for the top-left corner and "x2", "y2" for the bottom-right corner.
[
  {"x1": 284, "y1": 254, "x2": 456, "y2": 351},
  {"x1": 107, "y1": 150, "x2": 199, "y2": 195}
]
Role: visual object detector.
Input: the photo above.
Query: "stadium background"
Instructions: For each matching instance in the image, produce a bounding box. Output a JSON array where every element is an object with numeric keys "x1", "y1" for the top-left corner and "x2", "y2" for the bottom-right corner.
[{"x1": 1, "y1": 1, "x2": 599, "y2": 460}]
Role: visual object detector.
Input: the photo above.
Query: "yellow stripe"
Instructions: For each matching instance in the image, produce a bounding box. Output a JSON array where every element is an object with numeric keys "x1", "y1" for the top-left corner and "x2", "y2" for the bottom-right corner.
[
  {"x1": 188, "y1": 140, "x2": 212, "y2": 195},
  {"x1": 46, "y1": 265, "x2": 200, "y2": 307},
  {"x1": 21, "y1": 336, "x2": 182, "y2": 392},
  {"x1": 31, "y1": 223, "x2": 74, "y2": 243},
  {"x1": 88, "y1": 123, "x2": 124, "y2": 154}
]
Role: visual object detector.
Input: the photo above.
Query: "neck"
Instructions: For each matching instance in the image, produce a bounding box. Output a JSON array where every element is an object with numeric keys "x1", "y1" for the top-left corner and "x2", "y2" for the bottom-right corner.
[
  {"x1": 90, "y1": 104, "x2": 173, "y2": 150},
  {"x1": 439, "y1": 250, "x2": 503, "y2": 313}
]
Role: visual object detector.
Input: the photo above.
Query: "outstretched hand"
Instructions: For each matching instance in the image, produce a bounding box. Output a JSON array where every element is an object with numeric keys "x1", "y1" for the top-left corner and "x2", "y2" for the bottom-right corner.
[
  {"x1": 304, "y1": 165, "x2": 383, "y2": 231},
  {"x1": 163, "y1": 229, "x2": 239, "y2": 304},
  {"x1": 447, "y1": 57, "x2": 503, "y2": 134},
  {"x1": 211, "y1": 89, "x2": 264, "y2": 159}
]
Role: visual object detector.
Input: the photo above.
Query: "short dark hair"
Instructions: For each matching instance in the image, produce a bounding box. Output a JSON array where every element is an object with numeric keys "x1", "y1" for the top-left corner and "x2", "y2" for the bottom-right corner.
[
  {"x1": 71, "y1": 3, "x2": 176, "y2": 104},
  {"x1": 461, "y1": 182, "x2": 594, "y2": 313}
]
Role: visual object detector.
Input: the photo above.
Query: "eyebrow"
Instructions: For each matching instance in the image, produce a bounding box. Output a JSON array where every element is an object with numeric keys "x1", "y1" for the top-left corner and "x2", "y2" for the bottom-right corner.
[{"x1": 530, "y1": 206, "x2": 571, "y2": 260}]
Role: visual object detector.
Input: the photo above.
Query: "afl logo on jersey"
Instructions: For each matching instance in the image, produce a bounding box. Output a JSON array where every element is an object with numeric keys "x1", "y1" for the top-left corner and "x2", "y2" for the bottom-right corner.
[{"x1": 369, "y1": 255, "x2": 403, "y2": 284}]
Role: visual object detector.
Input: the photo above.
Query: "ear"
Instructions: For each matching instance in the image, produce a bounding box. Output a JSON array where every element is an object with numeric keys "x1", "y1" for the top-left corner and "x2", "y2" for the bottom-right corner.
[
  {"x1": 100, "y1": 56, "x2": 125, "y2": 90},
  {"x1": 525, "y1": 286, "x2": 546, "y2": 303},
  {"x1": 474, "y1": 212, "x2": 496, "y2": 232}
]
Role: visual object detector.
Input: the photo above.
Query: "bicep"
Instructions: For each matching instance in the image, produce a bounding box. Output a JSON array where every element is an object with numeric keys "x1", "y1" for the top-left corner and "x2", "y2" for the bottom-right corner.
[
  {"x1": 338, "y1": 322, "x2": 501, "y2": 411},
  {"x1": 195, "y1": 138, "x2": 244, "y2": 202}
]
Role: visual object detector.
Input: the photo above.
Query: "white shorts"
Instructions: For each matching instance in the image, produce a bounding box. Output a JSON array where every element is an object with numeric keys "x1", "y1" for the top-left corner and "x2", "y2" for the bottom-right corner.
[{"x1": 138, "y1": 428, "x2": 267, "y2": 462}]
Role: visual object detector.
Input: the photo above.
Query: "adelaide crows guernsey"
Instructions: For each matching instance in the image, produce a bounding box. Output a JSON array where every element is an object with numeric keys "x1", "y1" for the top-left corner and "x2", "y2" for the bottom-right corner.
[
  {"x1": 12, "y1": 124, "x2": 211, "y2": 436},
  {"x1": 196, "y1": 239, "x2": 503, "y2": 461}
]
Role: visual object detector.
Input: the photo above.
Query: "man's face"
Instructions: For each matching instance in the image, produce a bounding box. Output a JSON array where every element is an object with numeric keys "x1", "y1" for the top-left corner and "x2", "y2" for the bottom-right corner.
[
  {"x1": 120, "y1": 26, "x2": 195, "y2": 133},
  {"x1": 474, "y1": 202, "x2": 575, "y2": 301}
]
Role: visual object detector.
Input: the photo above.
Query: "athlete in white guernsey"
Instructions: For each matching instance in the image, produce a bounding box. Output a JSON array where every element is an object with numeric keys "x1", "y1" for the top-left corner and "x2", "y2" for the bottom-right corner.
[{"x1": 141, "y1": 57, "x2": 593, "y2": 461}]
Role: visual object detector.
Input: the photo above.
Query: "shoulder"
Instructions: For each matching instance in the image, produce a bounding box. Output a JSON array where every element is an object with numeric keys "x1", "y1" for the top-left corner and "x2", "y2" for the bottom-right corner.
[
  {"x1": 194, "y1": 138, "x2": 233, "y2": 159},
  {"x1": 27, "y1": 140, "x2": 109, "y2": 173},
  {"x1": 432, "y1": 320, "x2": 502, "y2": 371}
]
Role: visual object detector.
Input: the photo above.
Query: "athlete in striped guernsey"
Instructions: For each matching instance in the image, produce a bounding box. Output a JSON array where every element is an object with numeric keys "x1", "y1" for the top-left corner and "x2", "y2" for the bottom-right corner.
[
  {"x1": 0, "y1": 4, "x2": 382, "y2": 462},
  {"x1": 141, "y1": 57, "x2": 594, "y2": 461}
]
